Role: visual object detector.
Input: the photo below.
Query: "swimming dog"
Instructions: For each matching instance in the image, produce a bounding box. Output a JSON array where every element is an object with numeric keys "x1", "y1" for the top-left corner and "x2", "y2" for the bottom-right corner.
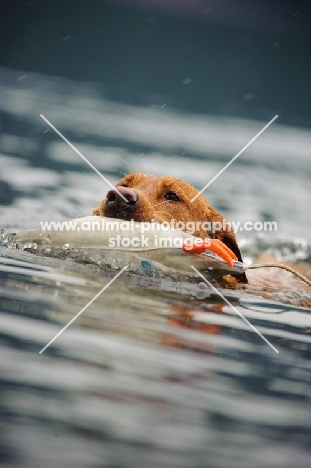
[{"x1": 93, "y1": 172, "x2": 247, "y2": 285}]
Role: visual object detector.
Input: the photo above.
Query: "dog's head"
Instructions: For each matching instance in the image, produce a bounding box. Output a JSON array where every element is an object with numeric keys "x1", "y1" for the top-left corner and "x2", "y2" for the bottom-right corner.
[
  {"x1": 94, "y1": 172, "x2": 218, "y2": 232},
  {"x1": 94, "y1": 172, "x2": 246, "y2": 279}
]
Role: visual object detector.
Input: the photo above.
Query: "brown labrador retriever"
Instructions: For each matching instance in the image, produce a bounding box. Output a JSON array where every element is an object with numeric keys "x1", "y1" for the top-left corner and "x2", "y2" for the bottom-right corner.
[{"x1": 93, "y1": 172, "x2": 247, "y2": 285}]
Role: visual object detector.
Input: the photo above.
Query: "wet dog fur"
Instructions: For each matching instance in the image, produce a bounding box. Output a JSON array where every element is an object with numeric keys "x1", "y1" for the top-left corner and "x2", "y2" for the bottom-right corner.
[{"x1": 93, "y1": 172, "x2": 247, "y2": 286}]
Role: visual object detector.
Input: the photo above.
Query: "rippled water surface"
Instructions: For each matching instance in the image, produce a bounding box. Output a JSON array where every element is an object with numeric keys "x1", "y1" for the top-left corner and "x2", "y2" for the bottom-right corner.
[{"x1": 1, "y1": 47, "x2": 311, "y2": 468}]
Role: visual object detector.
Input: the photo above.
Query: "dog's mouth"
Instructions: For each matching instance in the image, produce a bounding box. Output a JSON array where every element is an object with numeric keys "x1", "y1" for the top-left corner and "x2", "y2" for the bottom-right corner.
[{"x1": 106, "y1": 207, "x2": 137, "y2": 220}]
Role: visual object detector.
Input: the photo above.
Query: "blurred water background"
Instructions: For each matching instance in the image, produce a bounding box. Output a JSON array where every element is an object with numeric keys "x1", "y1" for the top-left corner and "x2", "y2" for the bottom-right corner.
[{"x1": 0, "y1": 1, "x2": 311, "y2": 467}]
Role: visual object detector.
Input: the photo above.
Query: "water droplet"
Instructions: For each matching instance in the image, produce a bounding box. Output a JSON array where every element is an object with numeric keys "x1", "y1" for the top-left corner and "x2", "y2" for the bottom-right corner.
[{"x1": 243, "y1": 93, "x2": 255, "y2": 101}]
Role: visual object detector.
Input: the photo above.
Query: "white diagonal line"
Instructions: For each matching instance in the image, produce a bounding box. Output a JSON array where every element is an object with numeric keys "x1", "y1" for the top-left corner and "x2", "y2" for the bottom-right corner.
[
  {"x1": 191, "y1": 266, "x2": 279, "y2": 354},
  {"x1": 191, "y1": 115, "x2": 278, "y2": 202},
  {"x1": 40, "y1": 114, "x2": 127, "y2": 202},
  {"x1": 39, "y1": 266, "x2": 128, "y2": 354}
]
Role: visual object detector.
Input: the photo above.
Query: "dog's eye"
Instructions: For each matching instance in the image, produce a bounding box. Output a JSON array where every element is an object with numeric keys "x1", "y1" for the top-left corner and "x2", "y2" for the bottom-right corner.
[{"x1": 165, "y1": 191, "x2": 180, "y2": 201}]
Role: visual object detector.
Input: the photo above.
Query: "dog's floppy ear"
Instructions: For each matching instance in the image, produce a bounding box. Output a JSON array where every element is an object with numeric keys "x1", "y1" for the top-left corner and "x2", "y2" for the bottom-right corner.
[{"x1": 218, "y1": 233, "x2": 248, "y2": 284}]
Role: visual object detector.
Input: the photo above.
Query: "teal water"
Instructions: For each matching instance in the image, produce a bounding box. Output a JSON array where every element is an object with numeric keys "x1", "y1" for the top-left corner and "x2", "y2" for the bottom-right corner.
[
  {"x1": 0, "y1": 241, "x2": 311, "y2": 467},
  {"x1": 0, "y1": 38, "x2": 311, "y2": 468}
]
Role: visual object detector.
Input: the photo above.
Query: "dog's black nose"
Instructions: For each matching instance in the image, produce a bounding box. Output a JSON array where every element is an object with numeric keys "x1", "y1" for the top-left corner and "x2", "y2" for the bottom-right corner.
[{"x1": 106, "y1": 186, "x2": 139, "y2": 213}]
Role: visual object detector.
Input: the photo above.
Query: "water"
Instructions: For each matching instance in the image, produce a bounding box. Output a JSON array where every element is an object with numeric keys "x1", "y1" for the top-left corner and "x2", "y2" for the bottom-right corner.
[{"x1": 1, "y1": 67, "x2": 311, "y2": 468}]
